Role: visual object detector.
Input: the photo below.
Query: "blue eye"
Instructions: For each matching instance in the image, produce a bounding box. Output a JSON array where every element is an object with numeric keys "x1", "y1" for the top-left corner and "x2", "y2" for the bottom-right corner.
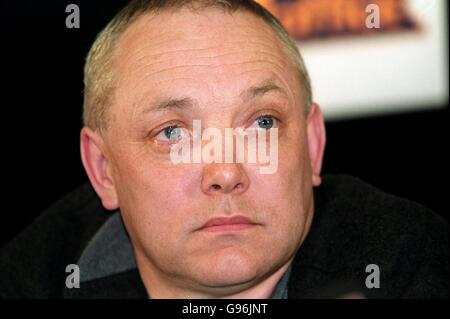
[
  {"x1": 156, "y1": 125, "x2": 182, "y2": 142},
  {"x1": 256, "y1": 115, "x2": 276, "y2": 130},
  {"x1": 165, "y1": 126, "x2": 181, "y2": 140}
]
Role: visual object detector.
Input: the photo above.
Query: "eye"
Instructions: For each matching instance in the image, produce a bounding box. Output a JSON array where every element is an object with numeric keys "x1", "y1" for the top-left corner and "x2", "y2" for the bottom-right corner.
[
  {"x1": 253, "y1": 115, "x2": 278, "y2": 130},
  {"x1": 155, "y1": 125, "x2": 183, "y2": 143}
]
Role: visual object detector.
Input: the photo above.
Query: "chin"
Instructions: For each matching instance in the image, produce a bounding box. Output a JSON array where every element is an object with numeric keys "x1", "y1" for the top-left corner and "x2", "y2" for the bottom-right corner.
[{"x1": 193, "y1": 250, "x2": 262, "y2": 288}]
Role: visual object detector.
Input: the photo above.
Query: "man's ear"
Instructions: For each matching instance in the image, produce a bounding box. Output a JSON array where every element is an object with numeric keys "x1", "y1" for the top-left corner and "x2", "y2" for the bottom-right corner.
[
  {"x1": 306, "y1": 103, "x2": 326, "y2": 187},
  {"x1": 80, "y1": 127, "x2": 119, "y2": 210}
]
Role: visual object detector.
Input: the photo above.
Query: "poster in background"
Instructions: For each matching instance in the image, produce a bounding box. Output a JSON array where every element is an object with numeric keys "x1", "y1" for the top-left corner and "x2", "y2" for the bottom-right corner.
[{"x1": 257, "y1": 0, "x2": 449, "y2": 120}]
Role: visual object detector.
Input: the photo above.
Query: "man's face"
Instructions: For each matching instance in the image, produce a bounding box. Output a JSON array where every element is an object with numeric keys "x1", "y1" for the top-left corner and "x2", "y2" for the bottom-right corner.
[{"x1": 94, "y1": 8, "x2": 323, "y2": 295}]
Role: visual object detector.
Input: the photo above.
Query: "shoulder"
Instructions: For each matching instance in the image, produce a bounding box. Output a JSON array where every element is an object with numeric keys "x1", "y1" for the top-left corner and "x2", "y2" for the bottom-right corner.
[
  {"x1": 0, "y1": 184, "x2": 109, "y2": 298},
  {"x1": 316, "y1": 174, "x2": 447, "y2": 236},
  {"x1": 315, "y1": 174, "x2": 447, "y2": 248},
  {"x1": 305, "y1": 175, "x2": 448, "y2": 298}
]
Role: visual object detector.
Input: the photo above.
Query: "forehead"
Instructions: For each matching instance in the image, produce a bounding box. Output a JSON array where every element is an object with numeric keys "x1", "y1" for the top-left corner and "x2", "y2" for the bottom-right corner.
[
  {"x1": 112, "y1": 8, "x2": 299, "y2": 115},
  {"x1": 117, "y1": 8, "x2": 286, "y2": 57}
]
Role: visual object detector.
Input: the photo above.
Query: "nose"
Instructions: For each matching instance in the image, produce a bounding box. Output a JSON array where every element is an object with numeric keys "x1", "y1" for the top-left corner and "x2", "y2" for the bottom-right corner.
[{"x1": 201, "y1": 163, "x2": 250, "y2": 195}]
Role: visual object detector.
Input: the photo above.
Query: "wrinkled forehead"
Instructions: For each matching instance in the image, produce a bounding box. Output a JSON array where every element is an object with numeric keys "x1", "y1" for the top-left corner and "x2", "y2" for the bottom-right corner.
[
  {"x1": 110, "y1": 7, "x2": 301, "y2": 123},
  {"x1": 115, "y1": 7, "x2": 286, "y2": 61}
]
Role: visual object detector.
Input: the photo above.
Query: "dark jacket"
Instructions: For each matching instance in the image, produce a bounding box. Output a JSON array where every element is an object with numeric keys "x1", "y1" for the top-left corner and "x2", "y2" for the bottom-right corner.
[{"x1": 0, "y1": 175, "x2": 448, "y2": 298}]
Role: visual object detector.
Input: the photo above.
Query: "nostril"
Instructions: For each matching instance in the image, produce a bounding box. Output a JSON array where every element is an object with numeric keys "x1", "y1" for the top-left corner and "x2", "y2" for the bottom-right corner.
[{"x1": 211, "y1": 184, "x2": 221, "y2": 191}]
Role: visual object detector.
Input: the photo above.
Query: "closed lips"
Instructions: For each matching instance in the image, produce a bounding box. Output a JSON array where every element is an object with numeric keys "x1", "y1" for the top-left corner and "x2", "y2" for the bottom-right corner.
[{"x1": 199, "y1": 216, "x2": 258, "y2": 231}]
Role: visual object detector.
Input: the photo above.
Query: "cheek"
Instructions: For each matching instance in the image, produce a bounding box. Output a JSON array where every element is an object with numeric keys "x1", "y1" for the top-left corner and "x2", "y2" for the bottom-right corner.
[
  {"x1": 112, "y1": 148, "x2": 202, "y2": 231},
  {"x1": 244, "y1": 168, "x2": 311, "y2": 262},
  {"x1": 249, "y1": 134, "x2": 311, "y2": 226},
  {"x1": 249, "y1": 165, "x2": 305, "y2": 219},
  {"x1": 125, "y1": 162, "x2": 200, "y2": 210}
]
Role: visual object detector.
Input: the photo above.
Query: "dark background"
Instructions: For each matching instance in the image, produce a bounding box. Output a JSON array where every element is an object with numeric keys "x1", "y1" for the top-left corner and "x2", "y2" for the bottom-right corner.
[{"x1": 0, "y1": 0, "x2": 448, "y2": 247}]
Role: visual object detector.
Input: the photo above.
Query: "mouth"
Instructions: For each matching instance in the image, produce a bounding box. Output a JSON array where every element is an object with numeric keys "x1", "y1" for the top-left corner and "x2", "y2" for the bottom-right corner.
[{"x1": 198, "y1": 216, "x2": 259, "y2": 233}]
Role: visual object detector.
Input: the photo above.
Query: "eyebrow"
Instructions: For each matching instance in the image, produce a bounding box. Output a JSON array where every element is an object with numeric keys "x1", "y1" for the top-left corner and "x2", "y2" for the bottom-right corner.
[
  {"x1": 141, "y1": 78, "x2": 286, "y2": 115},
  {"x1": 153, "y1": 97, "x2": 196, "y2": 112},
  {"x1": 143, "y1": 97, "x2": 195, "y2": 114},
  {"x1": 240, "y1": 79, "x2": 286, "y2": 102}
]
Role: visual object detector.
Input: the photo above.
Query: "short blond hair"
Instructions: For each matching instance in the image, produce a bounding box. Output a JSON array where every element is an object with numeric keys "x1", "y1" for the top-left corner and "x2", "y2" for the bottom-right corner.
[{"x1": 83, "y1": 0, "x2": 312, "y2": 131}]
